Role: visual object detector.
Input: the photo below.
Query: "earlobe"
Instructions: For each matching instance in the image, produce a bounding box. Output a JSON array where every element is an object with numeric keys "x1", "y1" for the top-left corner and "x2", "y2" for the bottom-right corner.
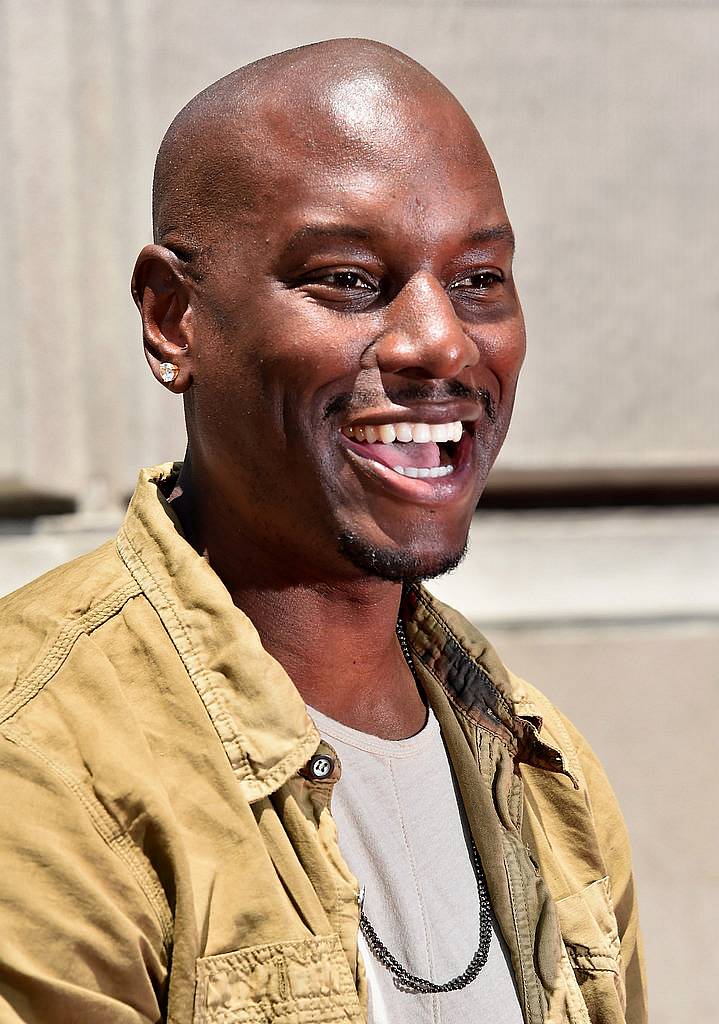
[
  {"x1": 158, "y1": 362, "x2": 180, "y2": 385},
  {"x1": 131, "y1": 244, "x2": 194, "y2": 393}
]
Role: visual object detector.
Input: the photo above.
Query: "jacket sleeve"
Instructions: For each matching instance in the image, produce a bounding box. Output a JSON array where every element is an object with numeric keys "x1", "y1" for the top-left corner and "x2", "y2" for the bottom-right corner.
[
  {"x1": 0, "y1": 729, "x2": 169, "y2": 1024},
  {"x1": 556, "y1": 709, "x2": 648, "y2": 1024}
]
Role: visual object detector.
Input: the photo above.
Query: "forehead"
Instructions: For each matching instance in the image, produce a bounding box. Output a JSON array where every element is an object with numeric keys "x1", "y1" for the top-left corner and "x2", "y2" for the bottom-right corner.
[{"x1": 216, "y1": 76, "x2": 506, "y2": 246}]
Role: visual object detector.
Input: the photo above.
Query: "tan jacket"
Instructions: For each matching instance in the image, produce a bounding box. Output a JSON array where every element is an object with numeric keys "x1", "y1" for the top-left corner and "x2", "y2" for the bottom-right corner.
[{"x1": 0, "y1": 464, "x2": 647, "y2": 1024}]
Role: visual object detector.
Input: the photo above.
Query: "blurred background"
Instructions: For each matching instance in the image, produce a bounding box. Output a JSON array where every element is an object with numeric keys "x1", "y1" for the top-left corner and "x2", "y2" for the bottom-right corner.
[{"x1": 1, "y1": 0, "x2": 717, "y2": 1019}]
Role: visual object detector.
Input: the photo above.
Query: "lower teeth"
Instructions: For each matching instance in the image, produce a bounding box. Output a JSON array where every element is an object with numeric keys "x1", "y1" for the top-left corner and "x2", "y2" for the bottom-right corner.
[{"x1": 393, "y1": 465, "x2": 453, "y2": 479}]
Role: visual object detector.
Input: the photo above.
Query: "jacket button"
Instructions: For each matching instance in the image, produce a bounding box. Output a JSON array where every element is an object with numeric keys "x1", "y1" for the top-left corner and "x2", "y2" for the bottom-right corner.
[{"x1": 308, "y1": 754, "x2": 335, "y2": 780}]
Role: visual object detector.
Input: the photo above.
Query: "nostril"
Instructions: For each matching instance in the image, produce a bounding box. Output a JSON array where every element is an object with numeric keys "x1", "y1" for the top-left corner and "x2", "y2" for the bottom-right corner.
[{"x1": 391, "y1": 366, "x2": 438, "y2": 380}]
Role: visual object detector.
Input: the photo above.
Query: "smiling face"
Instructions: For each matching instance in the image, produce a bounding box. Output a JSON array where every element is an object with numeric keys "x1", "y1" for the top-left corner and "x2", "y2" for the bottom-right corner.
[{"x1": 144, "y1": 45, "x2": 526, "y2": 583}]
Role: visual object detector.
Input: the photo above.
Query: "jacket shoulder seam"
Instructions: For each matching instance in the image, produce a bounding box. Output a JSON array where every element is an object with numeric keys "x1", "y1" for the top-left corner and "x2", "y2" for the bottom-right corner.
[
  {"x1": 0, "y1": 580, "x2": 141, "y2": 725},
  {"x1": 2, "y1": 722, "x2": 174, "y2": 948}
]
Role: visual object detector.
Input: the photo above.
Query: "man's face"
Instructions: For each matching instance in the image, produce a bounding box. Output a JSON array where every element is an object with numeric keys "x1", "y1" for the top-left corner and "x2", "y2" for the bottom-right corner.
[{"x1": 184, "y1": 79, "x2": 526, "y2": 582}]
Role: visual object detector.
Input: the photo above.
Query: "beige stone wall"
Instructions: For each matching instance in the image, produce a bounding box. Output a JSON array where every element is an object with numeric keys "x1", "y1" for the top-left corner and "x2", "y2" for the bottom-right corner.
[
  {"x1": 1, "y1": 0, "x2": 717, "y2": 503},
  {"x1": 1, "y1": 2, "x2": 718, "y2": 1020}
]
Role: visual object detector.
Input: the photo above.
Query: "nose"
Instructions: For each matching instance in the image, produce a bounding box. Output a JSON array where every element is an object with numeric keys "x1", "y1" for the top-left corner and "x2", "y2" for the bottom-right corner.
[{"x1": 372, "y1": 272, "x2": 479, "y2": 380}]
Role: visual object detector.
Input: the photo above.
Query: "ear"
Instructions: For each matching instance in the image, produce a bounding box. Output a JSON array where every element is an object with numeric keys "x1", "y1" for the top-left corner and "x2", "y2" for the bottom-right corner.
[{"x1": 131, "y1": 245, "x2": 194, "y2": 393}]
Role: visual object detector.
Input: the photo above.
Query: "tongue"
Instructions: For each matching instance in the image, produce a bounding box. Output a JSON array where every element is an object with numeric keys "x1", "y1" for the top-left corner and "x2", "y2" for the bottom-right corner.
[{"x1": 362, "y1": 440, "x2": 441, "y2": 470}]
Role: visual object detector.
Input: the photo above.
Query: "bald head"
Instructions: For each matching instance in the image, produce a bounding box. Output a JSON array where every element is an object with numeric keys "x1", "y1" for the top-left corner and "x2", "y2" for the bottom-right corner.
[{"x1": 152, "y1": 38, "x2": 493, "y2": 265}]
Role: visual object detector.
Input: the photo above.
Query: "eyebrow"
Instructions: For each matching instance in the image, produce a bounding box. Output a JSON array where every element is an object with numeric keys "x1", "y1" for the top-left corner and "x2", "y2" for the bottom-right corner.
[
  {"x1": 283, "y1": 224, "x2": 373, "y2": 252},
  {"x1": 467, "y1": 223, "x2": 516, "y2": 250},
  {"x1": 282, "y1": 220, "x2": 515, "y2": 254}
]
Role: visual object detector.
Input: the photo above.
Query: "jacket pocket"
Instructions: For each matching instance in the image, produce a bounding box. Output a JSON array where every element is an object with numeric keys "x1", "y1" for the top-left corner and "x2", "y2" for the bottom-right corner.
[
  {"x1": 555, "y1": 876, "x2": 621, "y2": 975},
  {"x1": 192, "y1": 934, "x2": 363, "y2": 1024}
]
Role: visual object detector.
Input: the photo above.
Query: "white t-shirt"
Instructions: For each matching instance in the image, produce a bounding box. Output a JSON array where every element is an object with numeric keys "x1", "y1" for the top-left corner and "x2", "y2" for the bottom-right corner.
[{"x1": 309, "y1": 704, "x2": 524, "y2": 1024}]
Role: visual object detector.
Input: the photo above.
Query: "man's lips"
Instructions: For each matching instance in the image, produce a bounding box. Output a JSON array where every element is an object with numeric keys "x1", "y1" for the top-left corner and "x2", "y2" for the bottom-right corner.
[
  {"x1": 341, "y1": 417, "x2": 462, "y2": 474},
  {"x1": 338, "y1": 425, "x2": 476, "y2": 498}
]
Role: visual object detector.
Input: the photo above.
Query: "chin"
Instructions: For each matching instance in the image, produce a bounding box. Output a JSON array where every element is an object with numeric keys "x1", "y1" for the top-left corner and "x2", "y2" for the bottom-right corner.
[{"x1": 337, "y1": 530, "x2": 469, "y2": 583}]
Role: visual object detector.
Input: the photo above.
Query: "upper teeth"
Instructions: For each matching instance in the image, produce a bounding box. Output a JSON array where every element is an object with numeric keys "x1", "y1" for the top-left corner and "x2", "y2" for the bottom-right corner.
[{"x1": 343, "y1": 421, "x2": 463, "y2": 444}]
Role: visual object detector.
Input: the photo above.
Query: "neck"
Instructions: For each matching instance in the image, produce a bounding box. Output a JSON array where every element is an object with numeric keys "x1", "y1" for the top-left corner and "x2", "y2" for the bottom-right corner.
[
  {"x1": 232, "y1": 580, "x2": 427, "y2": 738},
  {"x1": 168, "y1": 460, "x2": 428, "y2": 739}
]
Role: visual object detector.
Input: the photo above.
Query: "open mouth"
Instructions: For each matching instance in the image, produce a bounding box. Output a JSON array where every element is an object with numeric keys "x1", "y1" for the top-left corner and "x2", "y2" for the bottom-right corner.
[{"x1": 339, "y1": 419, "x2": 471, "y2": 483}]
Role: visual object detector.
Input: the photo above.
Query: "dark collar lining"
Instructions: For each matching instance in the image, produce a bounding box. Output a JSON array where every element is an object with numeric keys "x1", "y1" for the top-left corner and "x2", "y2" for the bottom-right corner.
[
  {"x1": 403, "y1": 585, "x2": 518, "y2": 746},
  {"x1": 403, "y1": 585, "x2": 577, "y2": 784}
]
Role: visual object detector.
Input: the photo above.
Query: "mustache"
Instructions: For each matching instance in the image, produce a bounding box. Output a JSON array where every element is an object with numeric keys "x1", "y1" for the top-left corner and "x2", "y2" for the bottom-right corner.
[{"x1": 324, "y1": 380, "x2": 495, "y2": 422}]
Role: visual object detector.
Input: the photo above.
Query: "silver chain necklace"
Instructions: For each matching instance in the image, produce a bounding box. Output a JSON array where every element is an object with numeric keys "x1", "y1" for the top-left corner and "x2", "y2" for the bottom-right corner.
[{"x1": 356, "y1": 620, "x2": 493, "y2": 994}]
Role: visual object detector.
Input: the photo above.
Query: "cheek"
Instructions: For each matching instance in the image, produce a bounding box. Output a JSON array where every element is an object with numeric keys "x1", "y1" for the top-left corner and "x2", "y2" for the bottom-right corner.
[
  {"x1": 478, "y1": 318, "x2": 526, "y2": 389},
  {"x1": 252, "y1": 301, "x2": 366, "y2": 396}
]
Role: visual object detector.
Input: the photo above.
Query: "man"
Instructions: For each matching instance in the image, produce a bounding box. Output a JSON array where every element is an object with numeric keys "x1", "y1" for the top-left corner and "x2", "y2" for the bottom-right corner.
[{"x1": 0, "y1": 38, "x2": 646, "y2": 1024}]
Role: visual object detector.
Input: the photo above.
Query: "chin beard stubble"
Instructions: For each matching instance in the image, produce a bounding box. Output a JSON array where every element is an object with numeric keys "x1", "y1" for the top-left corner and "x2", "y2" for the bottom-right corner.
[{"x1": 337, "y1": 531, "x2": 469, "y2": 583}]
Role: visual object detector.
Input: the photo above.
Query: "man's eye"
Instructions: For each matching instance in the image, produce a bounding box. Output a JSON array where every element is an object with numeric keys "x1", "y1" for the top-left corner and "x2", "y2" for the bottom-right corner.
[
  {"x1": 294, "y1": 268, "x2": 378, "y2": 306},
  {"x1": 449, "y1": 272, "x2": 503, "y2": 292},
  {"x1": 317, "y1": 271, "x2": 373, "y2": 291}
]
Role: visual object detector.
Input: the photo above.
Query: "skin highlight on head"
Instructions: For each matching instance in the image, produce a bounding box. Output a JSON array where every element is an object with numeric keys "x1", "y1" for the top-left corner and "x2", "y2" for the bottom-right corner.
[
  {"x1": 132, "y1": 38, "x2": 525, "y2": 737},
  {"x1": 151, "y1": 40, "x2": 482, "y2": 261}
]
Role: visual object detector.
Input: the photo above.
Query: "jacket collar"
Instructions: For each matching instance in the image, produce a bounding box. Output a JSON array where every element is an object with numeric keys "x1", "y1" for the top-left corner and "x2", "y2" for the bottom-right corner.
[
  {"x1": 117, "y1": 464, "x2": 574, "y2": 804},
  {"x1": 402, "y1": 586, "x2": 578, "y2": 787},
  {"x1": 117, "y1": 464, "x2": 321, "y2": 804}
]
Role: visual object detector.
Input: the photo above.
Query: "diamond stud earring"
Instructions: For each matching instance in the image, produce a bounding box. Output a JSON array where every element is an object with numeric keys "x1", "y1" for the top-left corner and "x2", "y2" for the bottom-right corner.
[{"x1": 159, "y1": 362, "x2": 179, "y2": 385}]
